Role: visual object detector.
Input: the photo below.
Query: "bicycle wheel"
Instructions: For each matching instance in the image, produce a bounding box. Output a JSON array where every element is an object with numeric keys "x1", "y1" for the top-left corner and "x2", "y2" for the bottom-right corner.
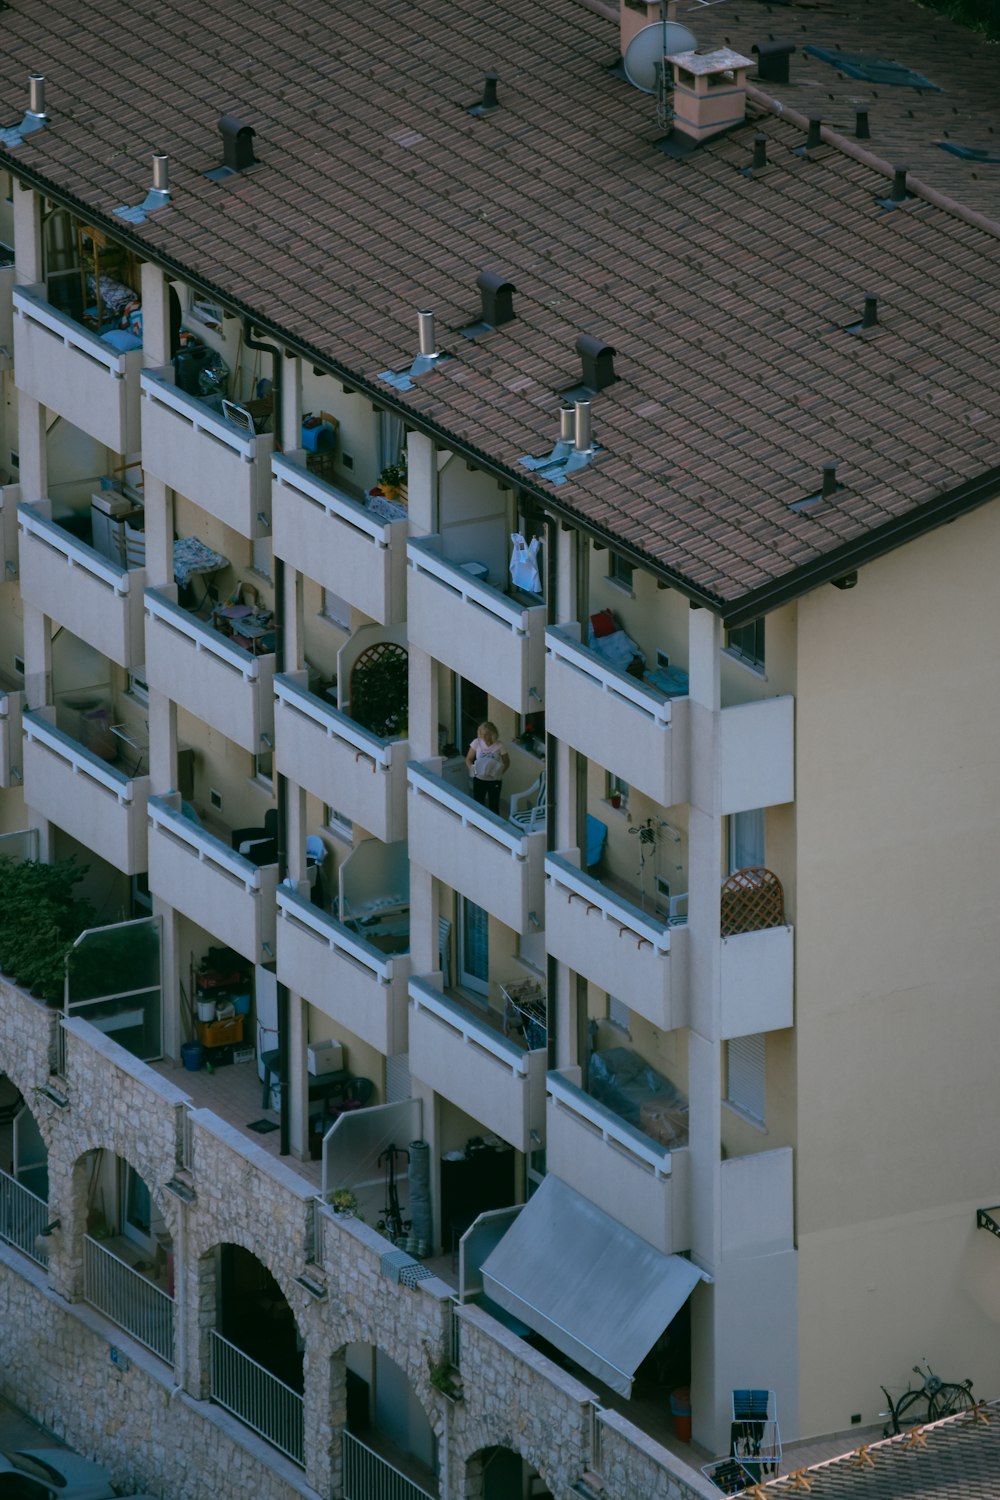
[
  {"x1": 930, "y1": 1382, "x2": 975, "y2": 1420},
  {"x1": 890, "y1": 1388, "x2": 934, "y2": 1432}
]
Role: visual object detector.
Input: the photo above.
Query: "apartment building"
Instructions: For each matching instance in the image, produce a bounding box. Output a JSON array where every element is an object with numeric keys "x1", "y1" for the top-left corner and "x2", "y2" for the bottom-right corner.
[{"x1": 0, "y1": 0, "x2": 999, "y2": 1496}]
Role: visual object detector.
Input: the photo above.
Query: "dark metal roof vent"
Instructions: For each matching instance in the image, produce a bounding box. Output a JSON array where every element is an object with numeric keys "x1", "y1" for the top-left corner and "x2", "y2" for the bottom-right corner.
[
  {"x1": 794, "y1": 113, "x2": 823, "y2": 158},
  {"x1": 205, "y1": 116, "x2": 257, "y2": 181},
  {"x1": 461, "y1": 271, "x2": 517, "y2": 341},
  {"x1": 0, "y1": 74, "x2": 48, "y2": 148},
  {"x1": 877, "y1": 166, "x2": 913, "y2": 210},
  {"x1": 379, "y1": 309, "x2": 451, "y2": 391},
  {"x1": 846, "y1": 293, "x2": 879, "y2": 334},
  {"x1": 468, "y1": 73, "x2": 500, "y2": 117},
  {"x1": 789, "y1": 462, "x2": 841, "y2": 512},
  {"x1": 752, "y1": 40, "x2": 795, "y2": 85},
  {"x1": 576, "y1": 335, "x2": 617, "y2": 393},
  {"x1": 114, "y1": 152, "x2": 172, "y2": 224},
  {"x1": 855, "y1": 107, "x2": 871, "y2": 141},
  {"x1": 742, "y1": 133, "x2": 768, "y2": 178}
]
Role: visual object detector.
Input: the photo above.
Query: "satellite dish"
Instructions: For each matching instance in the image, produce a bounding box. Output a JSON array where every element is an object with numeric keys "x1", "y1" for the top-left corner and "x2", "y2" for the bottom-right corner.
[{"x1": 623, "y1": 21, "x2": 699, "y2": 94}]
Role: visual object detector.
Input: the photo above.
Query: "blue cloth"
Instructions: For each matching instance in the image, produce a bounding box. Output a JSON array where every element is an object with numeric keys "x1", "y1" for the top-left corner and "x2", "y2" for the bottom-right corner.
[{"x1": 586, "y1": 815, "x2": 607, "y2": 870}]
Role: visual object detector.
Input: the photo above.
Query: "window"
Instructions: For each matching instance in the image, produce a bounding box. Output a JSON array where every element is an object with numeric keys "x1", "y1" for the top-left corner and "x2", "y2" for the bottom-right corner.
[
  {"x1": 325, "y1": 804, "x2": 353, "y2": 839},
  {"x1": 725, "y1": 617, "x2": 765, "y2": 671},
  {"x1": 726, "y1": 1034, "x2": 766, "y2": 1124},
  {"x1": 251, "y1": 535, "x2": 273, "y2": 580},
  {"x1": 608, "y1": 553, "x2": 635, "y2": 592},
  {"x1": 254, "y1": 748, "x2": 274, "y2": 786},
  {"x1": 321, "y1": 590, "x2": 351, "y2": 630},
  {"x1": 606, "y1": 772, "x2": 629, "y2": 809},
  {"x1": 729, "y1": 809, "x2": 765, "y2": 874},
  {"x1": 607, "y1": 995, "x2": 631, "y2": 1033},
  {"x1": 126, "y1": 666, "x2": 149, "y2": 704}
]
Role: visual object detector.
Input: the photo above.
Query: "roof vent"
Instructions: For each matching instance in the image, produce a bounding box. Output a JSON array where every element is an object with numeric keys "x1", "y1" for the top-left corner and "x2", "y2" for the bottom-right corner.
[
  {"x1": 461, "y1": 271, "x2": 516, "y2": 340},
  {"x1": 742, "y1": 133, "x2": 768, "y2": 178},
  {"x1": 752, "y1": 40, "x2": 795, "y2": 85},
  {"x1": 665, "y1": 48, "x2": 753, "y2": 149},
  {"x1": 519, "y1": 400, "x2": 598, "y2": 485},
  {"x1": 205, "y1": 116, "x2": 257, "y2": 181},
  {"x1": 845, "y1": 293, "x2": 879, "y2": 334},
  {"x1": 855, "y1": 107, "x2": 870, "y2": 141},
  {"x1": 576, "y1": 335, "x2": 617, "y2": 393},
  {"x1": 114, "y1": 152, "x2": 172, "y2": 224},
  {"x1": 378, "y1": 309, "x2": 451, "y2": 391},
  {"x1": 468, "y1": 73, "x2": 500, "y2": 117},
  {"x1": 794, "y1": 113, "x2": 823, "y2": 158},
  {"x1": 0, "y1": 73, "x2": 49, "y2": 148},
  {"x1": 877, "y1": 166, "x2": 912, "y2": 209},
  {"x1": 789, "y1": 462, "x2": 841, "y2": 512}
]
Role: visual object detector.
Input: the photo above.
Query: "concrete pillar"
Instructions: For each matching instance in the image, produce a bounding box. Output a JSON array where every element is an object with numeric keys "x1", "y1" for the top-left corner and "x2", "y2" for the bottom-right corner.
[
  {"x1": 284, "y1": 779, "x2": 308, "y2": 889},
  {"x1": 408, "y1": 644, "x2": 439, "y2": 762},
  {"x1": 287, "y1": 987, "x2": 309, "y2": 1159},
  {"x1": 283, "y1": 564, "x2": 305, "y2": 676},
  {"x1": 407, "y1": 430, "x2": 437, "y2": 537},
  {"x1": 409, "y1": 864, "x2": 439, "y2": 976},
  {"x1": 303, "y1": 1341, "x2": 347, "y2": 1498},
  {"x1": 554, "y1": 525, "x2": 579, "y2": 626},
  {"x1": 140, "y1": 261, "x2": 171, "y2": 368},
  {"x1": 281, "y1": 354, "x2": 302, "y2": 449},
  {"x1": 147, "y1": 687, "x2": 177, "y2": 794},
  {"x1": 13, "y1": 182, "x2": 43, "y2": 283},
  {"x1": 17, "y1": 397, "x2": 47, "y2": 504},
  {"x1": 154, "y1": 899, "x2": 183, "y2": 1059},
  {"x1": 21, "y1": 601, "x2": 50, "y2": 710},
  {"x1": 141, "y1": 473, "x2": 175, "y2": 593}
]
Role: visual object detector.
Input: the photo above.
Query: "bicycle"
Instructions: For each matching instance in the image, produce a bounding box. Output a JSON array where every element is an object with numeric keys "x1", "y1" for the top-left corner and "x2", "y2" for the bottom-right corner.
[{"x1": 880, "y1": 1363, "x2": 976, "y2": 1436}]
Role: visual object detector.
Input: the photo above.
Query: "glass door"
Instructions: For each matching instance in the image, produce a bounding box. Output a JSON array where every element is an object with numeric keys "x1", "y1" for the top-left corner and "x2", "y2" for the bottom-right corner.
[{"x1": 458, "y1": 898, "x2": 489, "y2": 999}]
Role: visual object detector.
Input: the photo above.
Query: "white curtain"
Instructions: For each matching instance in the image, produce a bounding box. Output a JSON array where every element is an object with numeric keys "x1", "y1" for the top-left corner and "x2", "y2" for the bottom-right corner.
[{"x1": 378, "y1": 410, "x2": 405, "y2": 471}]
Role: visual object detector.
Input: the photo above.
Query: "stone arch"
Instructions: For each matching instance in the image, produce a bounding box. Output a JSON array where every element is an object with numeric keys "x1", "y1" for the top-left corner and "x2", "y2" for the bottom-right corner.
[
  {"x1": 195, "y1": 1238, "x2": 307, "y2": 1400},
  {"x1": 463, "y1": 1444, "x2": 557, "y2": 1500},
  {"x1": 68, "y1": 1140, "x2": 180, "y2": 1247},
  {"x1": 342, "y1": 1341, "x2": 438, "y2": 1496}
]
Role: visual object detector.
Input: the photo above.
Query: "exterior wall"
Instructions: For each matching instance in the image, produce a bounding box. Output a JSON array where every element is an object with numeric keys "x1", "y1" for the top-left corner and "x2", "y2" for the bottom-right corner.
[{"x1": 794, "y1": 499, "x2": 1000, "y2": 1436}]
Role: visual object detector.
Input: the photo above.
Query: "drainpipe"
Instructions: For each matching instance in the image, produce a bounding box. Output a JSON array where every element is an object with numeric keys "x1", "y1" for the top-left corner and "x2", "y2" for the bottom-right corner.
[
  {"x1": 544, "y1": 509, "x2": 559, "y2": 1070},
  {"x1": 242, "y1": 322, "x2": 292, "y2": 1154}
]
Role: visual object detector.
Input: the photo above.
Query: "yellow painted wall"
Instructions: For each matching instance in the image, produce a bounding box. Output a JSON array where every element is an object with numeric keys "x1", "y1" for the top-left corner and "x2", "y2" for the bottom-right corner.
[{"x1": 794, "y1": 497, "x2": 1000, "y2": 1433}]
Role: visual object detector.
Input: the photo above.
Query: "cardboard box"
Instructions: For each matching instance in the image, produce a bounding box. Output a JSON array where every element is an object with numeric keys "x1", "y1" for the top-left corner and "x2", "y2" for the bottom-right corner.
[
  {"x1": 196, "y1": 1015, "x2": 244, "y2": 1048},
  {"x1": 307, "y1": 1039, "x2": 344, "y2": 1076}
]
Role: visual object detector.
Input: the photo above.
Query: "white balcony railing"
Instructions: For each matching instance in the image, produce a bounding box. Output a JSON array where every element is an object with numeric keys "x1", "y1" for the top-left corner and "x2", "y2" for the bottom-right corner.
[
  {"x1": 407, "y1": 537, "x2": 545, "y2": 713},
  {"x1": 545, "y1": 627, "x2": 690, "y2": 807},
  {"x1": 0, "y1": 1166, "x2": 48, "y2": 1268},
  {"x1": 546, "y1": 1072, "x2": 689, "y2": 1253},
  {"x1": 23, "y1": 711, "x2": 150, "y2": 875},
  {"x1": 83, "y1": 1233, "x2": 174, "y2": 1363},
  {"x1": 544, "y1": 853, "x2": 688, "y2": 1031},
  {"x1": 144, "y1": 589, "x2": 275, "y2": 753},
  {"x1": 18, "y1": 505, "x2": 146, "y2": 667},
  {"x1": 408, "y1": 976, "x2": 546, "y2": 1153},
  {"x1": 147, "y1": 795, "x2": 278, "y2": 964},
  {"x1": 275, "y1": 886, "x2": 409, "y2": 1055},
  {"x1": 210, "y1": 1329, "x2": 304, "y2": 1465},
  {"x1": 140, "y1": 368, "x2": 274, "y2": 537},
  {"x1": 720, "y1": 923, "x2": 794, "y2": 1038},
  {"x1": 720, "y1": 695, "x2": 795, "y2": 814},
  {"x1": 13, "y1": 285, "x2": 141, "y2": 454},
  {"x1": 271, "y1": 454, "x2": 407, "y2": 625},
  {"x1": 274, "y1": 674, "x2": 408, "y2": 843},
  {"x1": 407, "y1": 762, "x2": 544, "y2": 931}
]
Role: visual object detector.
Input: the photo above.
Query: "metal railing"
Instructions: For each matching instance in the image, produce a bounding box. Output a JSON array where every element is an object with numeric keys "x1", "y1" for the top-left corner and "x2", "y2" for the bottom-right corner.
[
  {"x1": 0, "y1": 1166, "x2": 49, "y2": 1267},
  {"x1": 83, "y1": 1234, "x2": 174, "y2": 1363},
  {"x1": 342, "y1": 1431, "x2": 435, "y2": 1500},
  {"x1": 209, "y1": 1329, "x2": 304, "y2": 1466}
]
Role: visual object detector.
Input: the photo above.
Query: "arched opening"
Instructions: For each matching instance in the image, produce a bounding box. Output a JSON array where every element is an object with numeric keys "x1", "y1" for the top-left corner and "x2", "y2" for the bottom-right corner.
[
  {"x1": 78, "y1": 1148, "x2": 174, "y2": 1363},
  {"x1": 344, "y1": 1344, "x2": 437, "y2": 1497},
  {"x1": 0, "y1": 1078, "x2": 49, "y2": 1265},
  {"x1": 466, "y1": 1445, "x2": 554, "y2": 1500}
]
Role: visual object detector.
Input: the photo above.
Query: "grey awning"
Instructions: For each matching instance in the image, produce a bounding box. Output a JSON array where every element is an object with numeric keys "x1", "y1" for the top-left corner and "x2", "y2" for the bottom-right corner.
[{"x1": 481, "y1": 1174, "x2": 706, "y2": 1397}]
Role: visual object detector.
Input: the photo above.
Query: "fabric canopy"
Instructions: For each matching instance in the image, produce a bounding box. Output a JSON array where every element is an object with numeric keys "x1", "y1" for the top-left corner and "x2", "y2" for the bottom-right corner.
[{"x1": 481, "y1": 1174, "x2": 706, "y2": 1396}]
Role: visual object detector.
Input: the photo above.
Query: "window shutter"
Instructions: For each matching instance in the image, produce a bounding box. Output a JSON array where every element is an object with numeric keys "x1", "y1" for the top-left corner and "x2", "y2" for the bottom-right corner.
[{"x1": 727, "y1": 1034, "x2": 765, "y2": 1123}]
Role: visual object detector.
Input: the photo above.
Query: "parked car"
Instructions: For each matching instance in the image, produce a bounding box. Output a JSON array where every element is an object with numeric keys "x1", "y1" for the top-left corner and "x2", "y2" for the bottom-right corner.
[{"x1": 0, "y1": 1450, "x2": 115, "y2": 1500}]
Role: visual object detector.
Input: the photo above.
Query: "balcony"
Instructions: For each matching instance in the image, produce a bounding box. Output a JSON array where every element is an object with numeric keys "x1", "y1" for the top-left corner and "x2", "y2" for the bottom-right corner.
[
  {"x1": 407, "y1": 763, "x2": 544, "y2": 931},
  {"x1": 545, "y1": 627, "x2": 689, "y2": 805},
  {"x1": 546, "y1": 1073, "x2": 690, "y2": 1254},
  {"x1": 12, "y1": 285, "x2": 141, "y2": 454},
  {"x1": 0, "y1": 687, "x2": 23, "y2": 789},
  {"x1": 275, "y1": 886, "x2": 409, "y2": 1054},
  {"x1": 720, "y1": 695, "x2": 795, "y2": 814},
  {"x1": 22, "y1": 711, "x2": 150, "y2": 874},
  {"x1": 18, "y1": 506, "x2": 146, "y2": 668},
  {"x1": 545, "y1": 853, "x2": 689, "y2": 1031},
  {"x1": 408, "y1": 977, "x2": 546, "y2": 1154},
  {"x1": 407, "y1": 537, "x2": 545, "y2": 713},
  {"x1": 148, "y1": 795, "x2": 278, "y2": 965},
  {"x1": 271, "y1": 455, "x2": 406, "y2": 624},
  {"x1": 274, "y1": 674, "x2": 408, "y2": 843},
  {"x1": 720, "y1": 1147, "x2": 794, "y2": 1258},
  {"x1": 140, "y1": 368, "x2": 274, "y2": 538},
  {"x1": 144, "y1": 589, "x2": 275, "y2": 754},
  {"x1": 720, "y1": 923, "x2": 793, "y2": 1038}
]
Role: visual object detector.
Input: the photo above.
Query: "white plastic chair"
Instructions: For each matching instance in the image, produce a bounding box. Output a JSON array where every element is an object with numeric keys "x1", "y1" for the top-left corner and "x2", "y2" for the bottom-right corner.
[{"x1": 509, "y1": 771, "x2": 546, "y2": 832}]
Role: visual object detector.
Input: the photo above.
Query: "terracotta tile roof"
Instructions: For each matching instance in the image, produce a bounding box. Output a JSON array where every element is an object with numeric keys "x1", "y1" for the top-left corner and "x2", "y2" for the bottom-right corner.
[{"x1": 0, "y1": 0, "x2": 999, "y2": 614}]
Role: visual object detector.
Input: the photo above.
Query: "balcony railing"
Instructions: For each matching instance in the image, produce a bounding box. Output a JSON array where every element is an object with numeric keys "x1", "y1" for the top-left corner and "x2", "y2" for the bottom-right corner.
[
  {"x1": 0, "y1": 1166, "x2": 48, "y2": 1268},
  {"x1": 276, "y1": 886, "x2": 409, "y2": 1054},
  {"x1": 274, "y1": 674, "x2": 408, "y2": 843},
  {"x1": 83, "y1": 1233, "x2": 174, "y2": 1363},
  {"x1": 18, "y1": 505, "x2": 146, "y2": 667},
  {"x1": 148, "y1": 795, "x2": 278, "y2": 964},
  {"x1": 408, "y1": 977, "x2": 546, "y2": 1153},
  {"x1": 210, "y1": 1329, "x2": 304, "y2": 1466},
  {"x1": 407, "y1": 763, "x2": 544, "y2": 931},
  {"x1": 407, "y1": 537, "x2": 545, "y2": 712},
  {"x1": 272, "y1": 454, "x2": 407, "y2": 625},
  {"x1": 545, "y1": 627, "x2": 690, "y2": 807},
  {"x1": 22, "y1": 711, "x2": 150, "y2": 875},
  {"x1": 720, "y1": 695, "x2": 795, "y2": 813},
  {"x1": 13, "y1": 284, "x2": 141, "y2": 454},
  {"x1": 343, "y1": 1431, "x2": 435, "y2": 1500},
  {"x1": 140, "y1": 368, "x2": 274, "y2": 537},
  {"x1": 546, "y1": 1072, "x2": 690, "y2": 1253},
  {"x1": 144, "y1": 589, "x2": 275, "y2": 753}
]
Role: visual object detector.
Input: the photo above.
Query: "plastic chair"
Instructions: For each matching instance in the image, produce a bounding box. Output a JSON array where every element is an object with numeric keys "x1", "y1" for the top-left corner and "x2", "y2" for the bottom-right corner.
[{"x1": 509, "y1": 771, "x2": 546, "y2": 831}]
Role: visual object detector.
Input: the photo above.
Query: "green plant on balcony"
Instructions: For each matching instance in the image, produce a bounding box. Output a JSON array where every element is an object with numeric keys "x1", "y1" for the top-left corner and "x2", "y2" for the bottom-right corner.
[
  {"x1": 330, "y1": 1187, "x2": 358, "y2": 1216},
  {"x1": 0, "y1": 856, "x2": 96, "y2": 1000},
  {"x1": 423, "y1": 1340, "x2": 463, "y2": 1401},
  {"x1": 349, "y1": 641, "x2": 409, "y2": 739},
  {"x1": 376, "y1": 462, "x2": 407, "y2": 499}
]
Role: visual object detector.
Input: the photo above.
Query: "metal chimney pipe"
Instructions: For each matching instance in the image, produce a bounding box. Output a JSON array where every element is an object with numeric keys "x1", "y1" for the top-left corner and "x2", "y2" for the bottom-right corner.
[
  {"x1": 806, "y1": 114, "x2": 822, "y2": 150},
  {"x1": 559, "y1": 405, "x2": 574, "y2": 444},
  {"x1": 861, "y1": 294, "x2": 878, "y2": 329},
  {"x1": 574, "y1": 398, "x2": 592, "y2": 453},
  {"x1": 890, "y1": 166, "x2": 908, "y2": 202},
  {"x1": 28, "y1": 75, "x2": 46, "y2": 118},
  {"x1": 821, "y1": 463, "x2": 837, "y2": 500},
  {"x1": 855, "y1": 107, "x2": 870, "y2": 140},
  {"x1": 417, "y1": 310, "x2": 436, "y2": 357},
  {"x1": 752, "y1": 134, "x2": 767, "y2": 170},
  {"x1": 481, "y1": 73, "x2": 499, "y2": 110},
  {"x1": 152, "y1": 153, "x2": 170, "y2": 195}
]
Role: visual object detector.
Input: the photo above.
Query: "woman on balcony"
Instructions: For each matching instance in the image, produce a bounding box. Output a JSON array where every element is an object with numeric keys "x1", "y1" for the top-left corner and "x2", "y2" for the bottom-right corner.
[{"x1": 466, "y1": 721, "x2": 509, "y2": 814}]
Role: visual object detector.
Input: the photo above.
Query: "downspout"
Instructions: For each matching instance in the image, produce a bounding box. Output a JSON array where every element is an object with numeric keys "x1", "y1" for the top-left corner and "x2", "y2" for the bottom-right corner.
[
  {"x1": 544, "y1": 509, "x2": 559, "y2": 1072},
  {"x1": 242, "y1": 321, "x2": 292, "y2": 1156}
]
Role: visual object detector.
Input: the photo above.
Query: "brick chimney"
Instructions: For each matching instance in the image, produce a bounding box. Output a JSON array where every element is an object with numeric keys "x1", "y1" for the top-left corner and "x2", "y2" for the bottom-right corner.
[{"x1": 666, "y1": 48, "x2": 753, "y2": 146}]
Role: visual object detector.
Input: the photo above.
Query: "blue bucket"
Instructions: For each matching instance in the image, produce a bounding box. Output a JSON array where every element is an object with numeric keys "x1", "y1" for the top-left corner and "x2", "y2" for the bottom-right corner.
[{"x1": 181, "y1": 1041, "x2": 204, "y2": 1072}]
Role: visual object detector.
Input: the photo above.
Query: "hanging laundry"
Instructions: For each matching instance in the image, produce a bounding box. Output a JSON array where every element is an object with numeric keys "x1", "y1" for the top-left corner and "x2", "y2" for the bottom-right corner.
[{"x1": 509, "y1": 532, "x2": 542, "y2": 593}]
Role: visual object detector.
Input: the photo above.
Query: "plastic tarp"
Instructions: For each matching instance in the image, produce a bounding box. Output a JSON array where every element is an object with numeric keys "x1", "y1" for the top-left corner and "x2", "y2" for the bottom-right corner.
[{"x1": 481, "y1": 1173, "x2": 706, "y2": 1396}]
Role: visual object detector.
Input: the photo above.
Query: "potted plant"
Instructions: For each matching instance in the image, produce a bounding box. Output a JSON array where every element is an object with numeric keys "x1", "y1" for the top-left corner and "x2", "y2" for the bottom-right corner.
[
  {"x1": 376, "y1": 462, "x2": 407, "y2": 501},
  {"x1": 330, "y1": 1188, "x2": 358, "y2": 1216},
  {"x1": 350, "y1": 642, "x2": 409, "y2": 739}
]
